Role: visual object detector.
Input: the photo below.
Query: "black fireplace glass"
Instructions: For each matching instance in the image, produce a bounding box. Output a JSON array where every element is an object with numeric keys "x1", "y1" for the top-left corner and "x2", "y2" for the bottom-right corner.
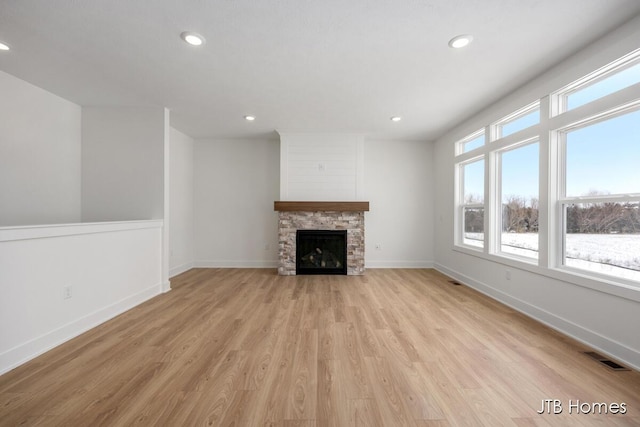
[{"x1": 296, "y1": 230, "x2": 347, "y2": 275}]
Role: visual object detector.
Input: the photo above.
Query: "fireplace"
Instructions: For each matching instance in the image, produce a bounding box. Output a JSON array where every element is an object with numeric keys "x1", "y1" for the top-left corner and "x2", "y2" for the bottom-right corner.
[
  {"x1": 296, "y1": 230, "x2": 347, "y2": 275},
  {"x1": 274, "y1": 201, "x2": 369, "y2": 275}
]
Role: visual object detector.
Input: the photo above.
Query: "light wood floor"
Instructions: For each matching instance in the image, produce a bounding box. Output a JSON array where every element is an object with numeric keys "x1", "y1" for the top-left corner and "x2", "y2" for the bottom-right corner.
[{"x1": 1, "y1": 269, "x2": 639, "y2": 426}]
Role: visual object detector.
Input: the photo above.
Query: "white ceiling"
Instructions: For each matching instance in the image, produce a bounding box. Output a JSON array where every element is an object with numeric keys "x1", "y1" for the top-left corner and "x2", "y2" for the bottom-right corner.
[{"x1": 1, "y1": 1, "x2": 639, "y2": 141}]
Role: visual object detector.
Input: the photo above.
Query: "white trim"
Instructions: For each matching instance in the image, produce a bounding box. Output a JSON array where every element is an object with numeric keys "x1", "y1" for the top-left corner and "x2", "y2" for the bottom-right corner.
[
  {"x1": 0, "y1": 283, "x2": 161, "y2": 376},
  {"x1": 0, "y1": 220, "x2": 163, "y2": 242},
  {"x1": 169, "y1": 262, "x2": 195, "y2": 278},
  {"x1": 365, "y1": 260, "x2": 434, "y2": 269},
  {"x1": 162, "y1": 108, "x2": 171, "y2": 292},
  {"x1": 537, "y1": 98, "x2": 551, "y2": 270},
  {"x1": 433, "y1": 262, "x2": 640, "y2": 372},
  {"x1": 455, "y1": 150, "x2": 486, "y2": 165},
  {"x1": 195, "y1": 260, "x2": 278, "y2": 269},
  {"x1": 560, "y1": 195, "x2": 640, "y2": 204},
  {"x1": 195, "y1": 260, "x2": 435, "y2": 269}
]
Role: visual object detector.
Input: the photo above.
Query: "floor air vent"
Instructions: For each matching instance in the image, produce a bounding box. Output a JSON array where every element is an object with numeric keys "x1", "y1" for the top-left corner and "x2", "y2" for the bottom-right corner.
[
  {"x1": 448, "y1": 280, "x2": 462, "y2": 286},
  {"x1": 583, "y1": 351, "x2": 630, "y2": 371}
]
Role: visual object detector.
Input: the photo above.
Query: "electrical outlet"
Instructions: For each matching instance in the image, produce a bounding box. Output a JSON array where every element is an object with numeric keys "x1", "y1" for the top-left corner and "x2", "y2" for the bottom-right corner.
[
  {"x1": 318, "y1": 163, "x2": 326, "y2": 172},
  {"x1": 375, "y1": 243, "x2": 382, "y2": 251},
  {"x1": 63, "y1": 285, "x2": 72, "y2": 299},
  {"x1": 505, "y1": 270, "x2": 511, "y2": 280},
  {"x1": 264, "y1": 243, "x2": 271, "y2": 251}
]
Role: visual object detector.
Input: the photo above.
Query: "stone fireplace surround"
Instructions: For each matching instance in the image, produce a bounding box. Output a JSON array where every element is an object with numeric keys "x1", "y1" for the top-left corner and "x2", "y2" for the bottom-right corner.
[{"x1": 274, "y1": 201, "x2": 369, "y2": 275}]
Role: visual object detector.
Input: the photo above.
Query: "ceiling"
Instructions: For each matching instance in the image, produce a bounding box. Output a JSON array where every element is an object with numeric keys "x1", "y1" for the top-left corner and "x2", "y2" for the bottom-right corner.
[{"x1": 1, "y1": 1, "x2": 639, "y2": 141}]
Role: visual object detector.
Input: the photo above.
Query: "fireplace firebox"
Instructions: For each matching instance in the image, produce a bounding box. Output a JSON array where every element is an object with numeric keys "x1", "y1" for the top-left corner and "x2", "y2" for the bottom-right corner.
[{"x1": 296, "y1": 230, "x2": 347, "y2": 275}]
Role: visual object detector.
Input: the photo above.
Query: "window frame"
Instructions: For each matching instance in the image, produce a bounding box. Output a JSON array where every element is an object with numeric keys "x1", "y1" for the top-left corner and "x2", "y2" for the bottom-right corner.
[
  {"x1": 457, "y1": 156, "x2": 486, "y2": 250},
  {"x1": 551, "y1": 48, "x2": 640, "y2": 116},
  {"x1": 554, "y1": 104, "x2": 640, "y2": 284},
  {"x1": 453, "y1": 48, "x2": 640, "y2": 299},
  {"x1": 492, "y1": 101, "x2": 540, "y2": 141},
  {"x1": 456, "y1": 128, "x2": 485, "y2": 155}
]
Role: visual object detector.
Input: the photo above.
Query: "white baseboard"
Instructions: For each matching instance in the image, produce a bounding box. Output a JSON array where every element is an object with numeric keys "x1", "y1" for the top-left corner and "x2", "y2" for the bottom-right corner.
[
  {"x1": 0, "y1": 284, "x2": 161, "y2": 376},
  {"x1": 433, "y1": 262, "x2": 640, "y2": 372},
  {"x1": 161, "y1": 281, "x2": 172, "y2": 293},
  {"x1": 194, "y1": 260, "x2": 278, "y2": 268},
  {"x1": 366, "y1": 260, "x2": 434, "y2": 269},
  {"x1": 192, "y1": 260, "x2": 435, "y2": 270},
  {"x1": 169, "y1": 261, "x2": 195, "y2": 278}
]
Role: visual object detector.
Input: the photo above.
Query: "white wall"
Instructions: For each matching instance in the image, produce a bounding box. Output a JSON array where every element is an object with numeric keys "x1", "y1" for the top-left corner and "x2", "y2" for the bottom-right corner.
[
  {"x1": 433, "y1": 15, "x2": 640, "y2": 369},
  {"x1": 0, "y1": 71, "x2": 81, "y2": 226},
  {"x1": 364, "y1": 139, "x2": 434, "y2": 268},
  {"x1": 279, "y1": 132, "x2": 365, "y2": 201},
  {"x1": 192, "y1": 136, "x2": 433, "y2": 269},
  {"x1": 169, "y1": 127, "x2": 195, "y2": 277},
  {"x1": 194, "y1": 139, "x2": 280, "y2": 267},
  {"x1": 81, "y1": 107, "x2": 166, "y2": 222},
  {"x1": 0, "y1": 81, "x2": 169, "y2": 374},
  {"x1": 0, "y1": 221, "x2": 163, "y2": 375}
]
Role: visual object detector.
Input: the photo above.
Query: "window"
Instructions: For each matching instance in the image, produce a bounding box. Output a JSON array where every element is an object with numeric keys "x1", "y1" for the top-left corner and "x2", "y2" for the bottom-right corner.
[
  {"x1": 553, "y1": 49, "x2": 640, "y2": 115},
  {"x1": 499, "y1": 141, "x2": 539, "y2": 259},
  {"x1": 566, "y1": 62, "x2": 640, "y2": 111},
  {"x1": 559, "y1": 107, "x2": 640, "y2": 282},
  {"x1": 460, "y1": 158, "x2": 484, "y2": 248},
  {"x1": 494, "y1": 102, "x2": 540, "y2": 139},
  {"x1": 453, "y1": 49, "x2": 640, "y2": 291},
  {"x1": 458, "y1": 130, "x2": 485, "y2": 154}
]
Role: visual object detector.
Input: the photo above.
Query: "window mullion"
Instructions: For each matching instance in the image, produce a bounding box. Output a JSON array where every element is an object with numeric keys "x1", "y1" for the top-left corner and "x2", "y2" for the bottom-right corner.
[
  {"x1": 455, "y1": 163, "x2": 463, "y2": 246},
  {"x1": 547, "y1": 128, "x2": 564, "y2": 270},
  {"x1": 538, "y1": 96, "x2": 551, "y2": 268},
  {"x1": 486, "y1": 151, "x2": 498, "y2": 254}
]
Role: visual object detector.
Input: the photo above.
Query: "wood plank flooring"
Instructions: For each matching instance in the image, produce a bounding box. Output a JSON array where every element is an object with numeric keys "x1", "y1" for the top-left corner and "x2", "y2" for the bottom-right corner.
[{"x1": 1, "y1": 268, "x2": 639, "y2": 426}]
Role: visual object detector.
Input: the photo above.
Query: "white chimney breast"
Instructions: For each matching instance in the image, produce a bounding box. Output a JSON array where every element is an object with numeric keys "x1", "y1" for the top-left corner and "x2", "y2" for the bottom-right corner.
[{"x1": 278, "y1": 132, "x2": 365, "y2": 201}]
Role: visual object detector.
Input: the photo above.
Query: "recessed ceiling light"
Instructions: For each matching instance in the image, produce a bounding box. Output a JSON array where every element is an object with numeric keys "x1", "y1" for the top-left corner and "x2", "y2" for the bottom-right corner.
[
  {"x1": 0, "y1": 42, "x2": 10, "y2": 51},
  {"x1": 448, "y1": 34, "x2": 473, "y2": 49},
  {"x1": 244, "y1": 115, "x2": 256, "y2": 121},
  {"x1": 180, "y1": 31, "x2": 205, "y2": 46},
  {"x1": 390, "y1": 116, "x2": 402, "y2": 122}
]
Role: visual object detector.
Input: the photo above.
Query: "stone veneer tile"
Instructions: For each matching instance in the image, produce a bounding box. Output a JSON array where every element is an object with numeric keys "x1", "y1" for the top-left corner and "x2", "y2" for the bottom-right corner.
[{"x1": 277, "y1": 211, "x2": 365, "y2": 275}]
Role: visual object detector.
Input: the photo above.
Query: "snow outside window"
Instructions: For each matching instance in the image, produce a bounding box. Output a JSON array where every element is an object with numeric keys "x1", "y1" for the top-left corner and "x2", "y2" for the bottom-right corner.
[
  {"x1": 460, "y1": 158, "x2": 485, "y2": 249},
  {"x1": 559, "y1": 108, "x2": 640, "y2": 282},
  {"x1": 498, "y1": 141, "x2": 539, "y2": 259}
]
